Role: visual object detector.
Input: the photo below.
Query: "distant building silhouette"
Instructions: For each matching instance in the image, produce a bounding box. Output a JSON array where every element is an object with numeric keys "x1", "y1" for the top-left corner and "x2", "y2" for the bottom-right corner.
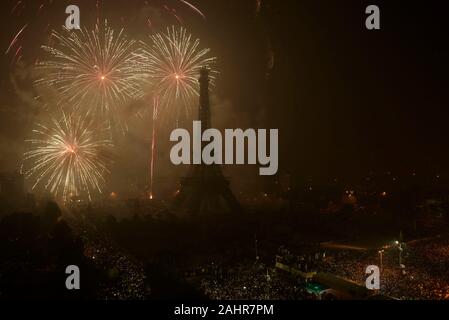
[{"x1": 173, "y1": 68, "x2": 241, "y2": 214}]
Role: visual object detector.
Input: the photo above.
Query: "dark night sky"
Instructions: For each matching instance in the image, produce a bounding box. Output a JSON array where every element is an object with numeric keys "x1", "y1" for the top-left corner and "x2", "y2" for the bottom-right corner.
[
  {"x1": 1, "y1": 0, "x2": 448, "y2": 189},
  {"x1": 261, "y1": 0, "x2": 449, "y2": 181}
]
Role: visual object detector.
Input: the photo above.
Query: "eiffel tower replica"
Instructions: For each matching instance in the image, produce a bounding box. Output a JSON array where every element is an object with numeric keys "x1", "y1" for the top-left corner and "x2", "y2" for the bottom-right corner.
[{"x1": 173, "y1": 67, "x2": 241, "y2": 214}]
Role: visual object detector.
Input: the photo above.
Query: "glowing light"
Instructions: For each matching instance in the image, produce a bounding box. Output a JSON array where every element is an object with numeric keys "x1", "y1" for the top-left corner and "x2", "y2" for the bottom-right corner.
[{"x1": 66, "y1": 145, "x2": 76, "y2": 154}]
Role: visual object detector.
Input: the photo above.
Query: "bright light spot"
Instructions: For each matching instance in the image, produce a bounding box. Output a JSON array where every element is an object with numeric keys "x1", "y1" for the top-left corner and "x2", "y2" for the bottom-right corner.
[
  {"x1": 100, "y1": 75, "x2": 105, "y2": 80},
  {"x1": 66, "y1": 145, "x2": 76, "y2": 154}
]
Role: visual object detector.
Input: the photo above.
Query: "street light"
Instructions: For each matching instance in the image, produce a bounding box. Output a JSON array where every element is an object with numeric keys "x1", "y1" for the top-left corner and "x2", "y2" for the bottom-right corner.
[
  {"x1": 378, "y1": 250, "x2": 384, "y2": 269},
  {"x1": 395, "y1": 241, "x2": 403, "y2": 267}
]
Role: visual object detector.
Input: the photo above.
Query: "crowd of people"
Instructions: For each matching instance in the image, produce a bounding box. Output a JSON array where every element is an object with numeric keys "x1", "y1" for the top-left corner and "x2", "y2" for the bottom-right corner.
[
  {"x1": 380, "y1": 240, "x2": 449, "y2": 299},
  {"x1": 194, "y1": 238, "x2": 449, "y2": 300},
  {"x1": 197, "y1": 261, "x2": 311, "y2": 300},
  {"x1": 321, "y1": 239, "x2": 449, "y2": 299},
  {"x1": 3, "y1": 195, "x2": 449, "y2": 300},
  {"x1": 70, "y1": 214, "x2": 149, "y2": 300}
]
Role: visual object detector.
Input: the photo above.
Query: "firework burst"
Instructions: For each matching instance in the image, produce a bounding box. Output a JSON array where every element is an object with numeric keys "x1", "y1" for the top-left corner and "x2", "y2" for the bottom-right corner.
[
  {"x1": 24, "y1": 112, "x2": 114, "y2": 201},
  {"x1": 136, "y1": 26, "x2": 217, "y2": 120},
  {"x1": 35, "y1": 21, "x2": 142, "y2": 124}
]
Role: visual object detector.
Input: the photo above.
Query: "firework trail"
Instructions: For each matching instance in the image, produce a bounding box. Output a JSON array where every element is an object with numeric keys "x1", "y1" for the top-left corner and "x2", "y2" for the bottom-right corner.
[
  {"x1": 6, "y1": 0, "x2": 56, "y2": 65},
  {"x1": 24, "y1": 111, "x2": 114, "y2": 201},
  {"x1": 6, "y1": 0, "x2": 206, "y2": 65},
  {"x1": 5, "y1": 24, "x2": 28, "y2": 55},
  {"x1": 35, "y1": 21, "x2": 142, "y2": 125},
  {"x1": 149, "y1": 96, "x2": 160, "y2": 200},
  {"x1": 254, "y1": 0, "x2": 275, "y2": 77},
  {"x1": 145, "y1": 0, "x2": 206, "y2": 28},
  {"x1": 136, "y1": 26, "x2": 216, "y2": 198},
  {"x1": 177, "y1": 0, "x2": 205, "y2": 19}
]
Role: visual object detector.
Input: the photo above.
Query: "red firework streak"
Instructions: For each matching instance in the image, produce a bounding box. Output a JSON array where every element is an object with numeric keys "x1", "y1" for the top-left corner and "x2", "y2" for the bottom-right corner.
[{"x1": 149, "y1": 96, "x2": 160, "y2": 200}]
